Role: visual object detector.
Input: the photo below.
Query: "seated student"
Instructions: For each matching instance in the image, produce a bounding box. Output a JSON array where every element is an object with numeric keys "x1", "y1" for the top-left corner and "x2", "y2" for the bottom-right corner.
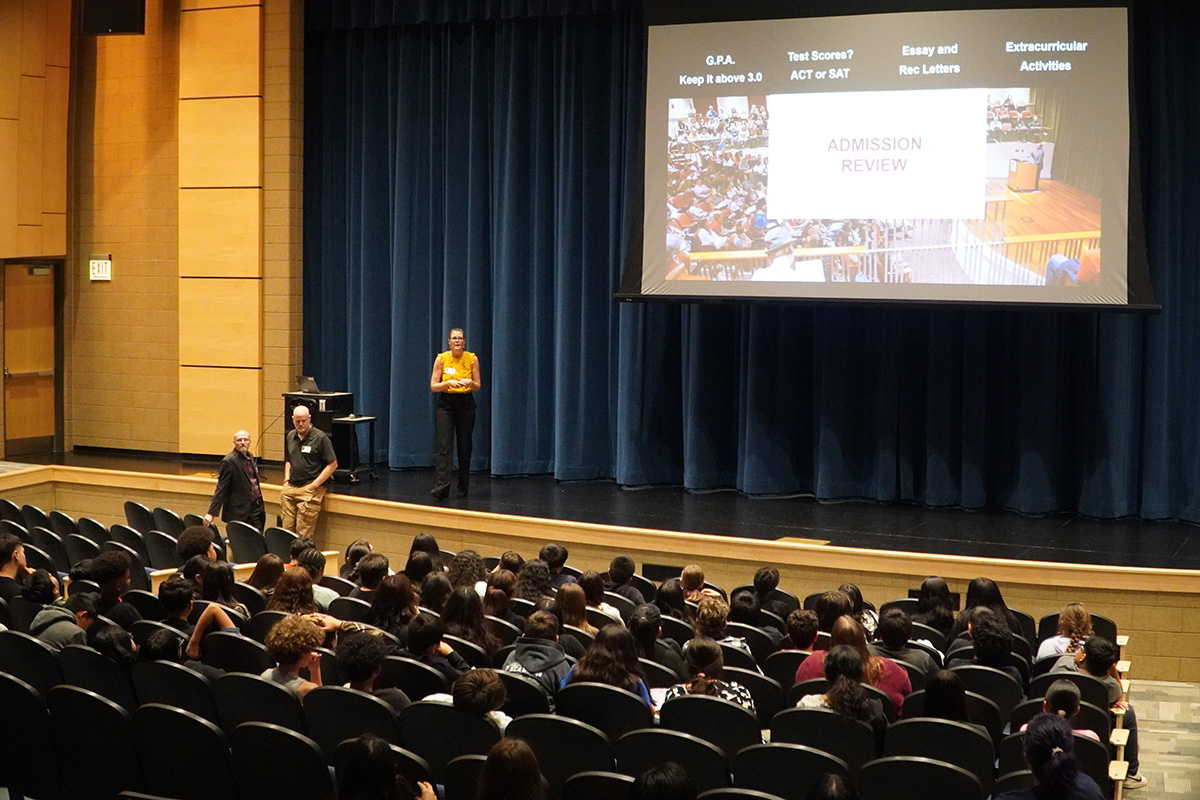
[
  {"x1": 538, "y1": 543, "x2": 577, "y2": 590},
  {"x1": 629, "y1": 604, "x2": 686, "y2": 680},
  {"x1": 923, "y1": 669, "x2": 991, "y2": 742},
  {"x1": 948, "y1": 607, "x2": 1024, "y2": 688},
  {"x1": 0, "y1": 532, "x2": 29, "y2": 600},
  {"x1": 267, "y1": 567, "x2": 320, "y2": 615},
  {"x1": 502, "y1": 609, "x2": 570, "y2": 710},
  {"x1": 532, "y1": 598, "x2": 586, "y2": 660},
  {"x1": 244, "y1": 553, "x2": 285, "y2": 596},
  {"x1": 340, "y1": 539, "x2": 372, "y2": 583},
  {"x1": 995, "y1": 713, "x2": 1108, "y2": 800},
  {"x1": 912, "y1": 576, "x2": 956, "y2": 641},
  {"x1": 31, "y1": 591, "x2": 97, "y2": 651},
  {"x1": 1019, "y1": 679, "x2": 1100, "y2": 742},
  {"x1": 198, "y1": 560, "x2": 249, "y2": 617},
  {"x1": 175, "y1": 526, "x2": 217, "y2": 565},
  {"x1": 180, "y1": 555, "x2": 210, "y2": 585},
  {"x1": 261, "y1": 614, "x2": 324, "y2": 698},
  {"x1": 689, "y1": 597, "x2": 757, "y2": 669},
  {"x1": 796, "y1": 644, "x2": 888, "y2": 744},
  {"x1": 1051, "y1": 636, "x2": 1145, "y2": 790},
  {"x1": 561, "y1": 624, "x2": 652, "y2": 707},
  {"x1": 580, "y1": 570, "x2": 622, "y2": 623},
  {"x1": 336, "y1": 631, "x2": 410, "y2": 715},
  {"x1": 805, "y1": 774, "x2": 858, "y2": 800},
  {"x1": 679, "y1": 564, "x2": 719, "y2": 603},
  {"x1": 812, "y1": 590, "x2": 853, "y2": 645},
  {"x1": 869, "y1": 609, "x2": 939, "y2": 677},
  {"x1": 652, "y1": 578, "x2": 693, "y2": 623},
  {"x1": 782, "y1": 609, "x2": 819, "y2": 651},
  {"x1": 139, "y1": 627, "x2": 224, "y2": 681},
  {"x1": 418, "y1": 571, "x2": 453, "y2": 614},
  {"x1": 364, "y1": 573, "x2": 420, "y2": 644},
  {"x1": 513, "y1": 559, "x2": 555, "y2": 605},
  {"x1": 89, "y1": 550, "x2": 143, "y2": 630},
  {"x1": 838, "y1": 583, "x2": 878, "y2": 637},
  {"x1": 442, "y1": 585, "x2": 502, "y2": 656},
  {"x1": 446, "y1": 551, "x2": 488, "y2": 595},
  {"x1": 296, "y1": 548, "x2": 338, "y2": 611},
  {"x1": 477, "y1": 739, "x2": 548, "y2": 800},
  {"x1": 403, "y1": 551, "x2": 435, "y2": 587},
  {"x1": 288, "y1": 536, "x2": 318, "y2": 569},
  {"x1": 1037, "y1": 602, "x2": 1094, "y2": 660},
  {"x1": 402, "y1": 612, "x2": 470, "y2": 683},
  {"x1": 606, "y1": 555, "x2": 646, "y2": 605},
  {"x1": 427, "y1": 668, "x2": 511, "y2": 734},
  {"x1": 729, "y1": 590, "x2": 783, "y2": 646},
  {"x1": 22, "y1": 568, "x2": 61, "y2": 606},
  {"x1": 159, "y1": 574, "x2": 201, "y2": 635},
  {"x1": 349, "y1": 553, "x2": 390, "y2": 601},
  {"x1": 796, "y1": 615, "x2": 910, "y2": 712},
  {"x1": 752, "y1": 565, "x2": 791, "y2": 624},
  {"x1": 88, "y1": 621, "x2": 138, "y2": 672},
  {"x1": 664, "y1": 636, "x2": 756, "y2": 713},
  {"x1": 630, "y1": 762, "x2": 696, "y2": 800},
  {"x1": 337, "y1": 733, "x2": 436, "y2": 800}
]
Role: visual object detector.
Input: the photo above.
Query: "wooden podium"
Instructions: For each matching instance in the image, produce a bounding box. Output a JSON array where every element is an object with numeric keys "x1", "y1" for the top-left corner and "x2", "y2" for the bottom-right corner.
[{"x1": 1007, "y1": 158, "x2": 1039, "y2": 192}]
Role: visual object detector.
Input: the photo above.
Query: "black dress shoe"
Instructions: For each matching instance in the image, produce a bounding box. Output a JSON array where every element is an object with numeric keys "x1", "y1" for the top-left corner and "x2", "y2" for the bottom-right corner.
[{"x1": 430, "y1": 487, "x2": 449, "y2": 500}]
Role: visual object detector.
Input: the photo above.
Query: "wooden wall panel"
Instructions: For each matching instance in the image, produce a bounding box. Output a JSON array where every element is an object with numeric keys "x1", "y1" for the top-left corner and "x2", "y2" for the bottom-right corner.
[
  {"x1": 0, "y1": 1, "x2": 20, "y2": 119},
  {"x1": 179, "y1": 5, "x2": 261, "y2": 99},
  {"x1": 42, "y1": 64, "x2": 66, "y2": 214},
  {"x1": 17, "y1": 75, "x2": 44, "y2": 226},
  {"x1": 178, "y1": 97, "x2": 261, "y2": 188},
  {"x1": 178, "y1": 188, "x2": 261, "y2": 277},
  {"x1": 179, "y1": 366, "x2": 261, "y2": 454},
  {"x1": 45, "y1": 0, "x2": 69, "y2": 67},
  {"x1": 40, "y1": 211, "x2": 64, "y2": 255},
  {"x1": 178, "y1": 278, "x2": 261, "y2": 367},
  {"x1": 0, "y1": 119, "x2": 17, "y2": 256},
  {"x1": 20, "y1": 0, "x2": 46, "y2": 78}
]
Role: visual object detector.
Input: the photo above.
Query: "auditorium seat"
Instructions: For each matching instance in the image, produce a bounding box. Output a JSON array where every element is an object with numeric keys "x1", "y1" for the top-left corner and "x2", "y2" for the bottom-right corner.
[
  {"x1": 557, "y1": 682, "x2": 654, "y2": 743},
  {"x1": 507, "y1": 713, "x2": 614, "y2": 798},
  {"x1": 857, "y1": 756, "x2": 982, "y2": 800},
  {"x1": 123, "y1": 501, "x2": 156, "y2": 535},
  {"x1": 135, "y1": 703, "x2": 238, "y2": 800},
  {"x1": 659, "y1": 693, "x2": 761, "y2": 760},
  {"x1": 48, "y1": 685, "x2": 142, "y2": 799},
  {"x1": 399, "y1": 701, "x2": 501, "y2": 783},
  {"x1": 733, "y1": 742, "x2": 849, "y2": 799},
  {"x1": 616, "y1": 729, "x2": 730, "y2": 794},
  {"x1": 770, "y1": 706, "x2": 877, "y2": 775},
  {"x1": 232, "y1": 721, "x2": 332, "y2": 800},
  {"x1": 152, "y1": 506, "x2": 186, "y2": 538},
  {"x1": 304, "y1": 685, "x2": 402, "y2": 759},
  {"x1": 0, "y1": 671, "x2": 61, "y2": 800}
]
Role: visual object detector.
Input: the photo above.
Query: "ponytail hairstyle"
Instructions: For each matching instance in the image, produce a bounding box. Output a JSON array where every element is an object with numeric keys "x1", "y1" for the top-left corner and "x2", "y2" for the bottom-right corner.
[
  {"x1": 1043, "y1": 679, "x2": 1082, "y2": 720},
  {"x1": 1057, "y1": 603, "x2": 1094, "y2": 654},
  {"x1": 1023, "y1": 712, "x2": 1079, "y2": 799},
  {"x1": 822, "y1": 644, "x2": 877, "y2": 723},
  {"x1": 682, "y1": 637, "x2": 725, "y2": 697}
]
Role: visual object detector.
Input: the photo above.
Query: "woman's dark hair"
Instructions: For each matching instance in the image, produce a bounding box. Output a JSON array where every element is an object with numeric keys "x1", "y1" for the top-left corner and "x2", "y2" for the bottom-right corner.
[
  {"x1": 822, "y1": 645, "x2": 876, "y2": 723},
  {"x1": 88, "y1": 622, "x2": 136, "y2": 670},
  {"x1": 630, "y1": 761, "x2": 697, "y2": 800},
  {"x1": 138, "y1": 628, "x2": 185, "y2": 663},
  {"x1": 482, "y1": 587, "x2": 512, "y2": 620},
  {"x1": 365, "y1": 573, "x2": 419, "y2": 636},
  {"x1": 959, "y1": 577, "x2": 1019, "y2": 635},
  {"x1": 915, "y1": 576, "x2": 955, "y2": 631},
  {"x1": 403, "y1": 551, "x2": 434, "y2": 586},
  {"x1": 628, "y1": 604, "x2": 661, "y2": 659},
  {"x1": 924, "y1": 669, "x2": 970, "y2": 723},
  {"x1": 409, "y1": 532, "x2": 444, "y2": 571},
  {"x1": 753, "y1": 566, "x2": 780, "y2": 600},
  {"x1": 514, "y1": 559, "x2": 553, "y2": 603},
  {"x1": 266, "y1": 568, "x2": 317, "y2": 614},
  {"x1": 446, "y1": 550, "x2": 486, "y2": 589},
  {"x1": 814, "y1": 591, "x2": 853, "y2": 633},
  {"x1": 496, "y1": 550, "x2": 525, "y2": 574},
  {"x1": 418, "y1": 571, "x2": 452, "y2": 613},
  {"x1": 476, "y1": 738, "x2": 547, "y2": 800},
  {"x1": 245, "y1": 553, "x2": 285, "y2": 592},
  {"x1": 837, "y1": 583, "x2": 866, "y2": 617},
  {"x1": 336, "y1": 733, "x2": 422, "y2": 800},
  {"x1": 1023, "y1": 712, "x2": 1080, "y2": 799},
  {"x1": 578, "y1": 570, "x2": 608, "y2": 606},
  {"x1": 655, "y1": 578, "x2": 692, "y2": 621},
  {"x1": 200, "y1": 560, "x2": 238, "y2": 607},
  {"x1": 680, "y1": 637, "x2": 724, "y2": 697},
  {"x1": 569, "y1": 625, "x2": 644, "y2": 692},
  {"x1": 487, "y1": 568, "x2": 517, "y2": 597},
  {"x1": 441, "y1": 585, "x2": 500, "y2": 655},
  {"x1": 340, "y1": 539, "x2": 373, "y2": 582}
]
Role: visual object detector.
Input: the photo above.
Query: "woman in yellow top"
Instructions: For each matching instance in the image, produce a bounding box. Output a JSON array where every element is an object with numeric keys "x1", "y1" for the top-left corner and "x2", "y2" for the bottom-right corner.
[{"x1": 429, "y1": 328, "x2": 482, "y2": 499}]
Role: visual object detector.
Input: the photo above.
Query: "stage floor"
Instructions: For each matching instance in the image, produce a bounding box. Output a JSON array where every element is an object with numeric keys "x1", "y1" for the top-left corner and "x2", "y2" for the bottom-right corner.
[{"x1": 16, "y1": 450, "x2": 1200, "y2": 571}]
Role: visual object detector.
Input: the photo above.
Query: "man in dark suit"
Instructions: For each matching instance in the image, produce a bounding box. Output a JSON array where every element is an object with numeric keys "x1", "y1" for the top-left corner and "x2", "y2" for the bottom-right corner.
[{"x1": 204, "y1": 430, "x2": 266, "y2": 530}]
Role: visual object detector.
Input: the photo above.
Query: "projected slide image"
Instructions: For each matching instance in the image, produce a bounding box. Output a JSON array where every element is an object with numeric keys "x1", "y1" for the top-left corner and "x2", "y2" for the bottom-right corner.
[{"x1": 666, "y1": 88, "x2": 1100, "y2": 288}]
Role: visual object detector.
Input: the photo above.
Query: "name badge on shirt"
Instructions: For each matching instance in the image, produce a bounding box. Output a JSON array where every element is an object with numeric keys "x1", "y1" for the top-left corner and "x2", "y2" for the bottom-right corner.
[
  {"x1": 444, "y1": 367, "x2": 457, "y2": 376},
  {"x1": 302, "y1": 445, "x2": 312, "y2": 453}
]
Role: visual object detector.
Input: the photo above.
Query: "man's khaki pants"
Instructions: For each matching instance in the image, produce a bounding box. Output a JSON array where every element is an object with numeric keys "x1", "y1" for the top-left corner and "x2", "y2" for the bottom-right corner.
[{"x1": 280, "y1": 483, "x2": 327, "y2": 538}]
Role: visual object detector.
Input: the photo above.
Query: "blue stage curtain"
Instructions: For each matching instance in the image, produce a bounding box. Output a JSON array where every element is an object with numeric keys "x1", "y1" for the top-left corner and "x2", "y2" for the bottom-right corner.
[{"x1": 304, "y1": 1, "x2": 1200, "y2": 520}]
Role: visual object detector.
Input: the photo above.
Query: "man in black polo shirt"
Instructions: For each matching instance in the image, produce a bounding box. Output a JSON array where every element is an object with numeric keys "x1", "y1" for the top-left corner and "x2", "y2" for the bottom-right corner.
[{"x1": 281, "y1": 404, "x2": 337, "y2": 538}]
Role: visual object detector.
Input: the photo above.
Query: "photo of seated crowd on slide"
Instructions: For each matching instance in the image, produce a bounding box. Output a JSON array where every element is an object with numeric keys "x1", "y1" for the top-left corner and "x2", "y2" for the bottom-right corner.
[{"x1": 665, "y1": 89, "x2": 1100, "y2": 288}]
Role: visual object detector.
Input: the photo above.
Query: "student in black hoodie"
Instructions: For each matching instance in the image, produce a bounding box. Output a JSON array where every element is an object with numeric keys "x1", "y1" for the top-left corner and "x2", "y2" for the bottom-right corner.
[{"x1": 502, "y1": 610, "x2": 570, "y2": 710}]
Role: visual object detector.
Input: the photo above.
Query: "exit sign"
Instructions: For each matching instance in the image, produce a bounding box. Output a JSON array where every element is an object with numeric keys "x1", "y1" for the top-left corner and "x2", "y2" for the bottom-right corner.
[{"x1": 89, "y1": 256, "x2": 112, "y2": 281}]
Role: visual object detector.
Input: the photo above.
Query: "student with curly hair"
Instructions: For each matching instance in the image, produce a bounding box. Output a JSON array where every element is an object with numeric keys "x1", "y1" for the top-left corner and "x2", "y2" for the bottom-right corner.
[
  {"x1": 514, "y1": 559, "x2": 555, "y2": 604},
  {"x1": 262, "y1": 614, "x2": 324, "y2": 698},
  {"x1": 795, "y1": 644, "x2": 887, "y2": 743},
  {"x1": 267, "y1": 567, "x2": 318, "y2": 614}
]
